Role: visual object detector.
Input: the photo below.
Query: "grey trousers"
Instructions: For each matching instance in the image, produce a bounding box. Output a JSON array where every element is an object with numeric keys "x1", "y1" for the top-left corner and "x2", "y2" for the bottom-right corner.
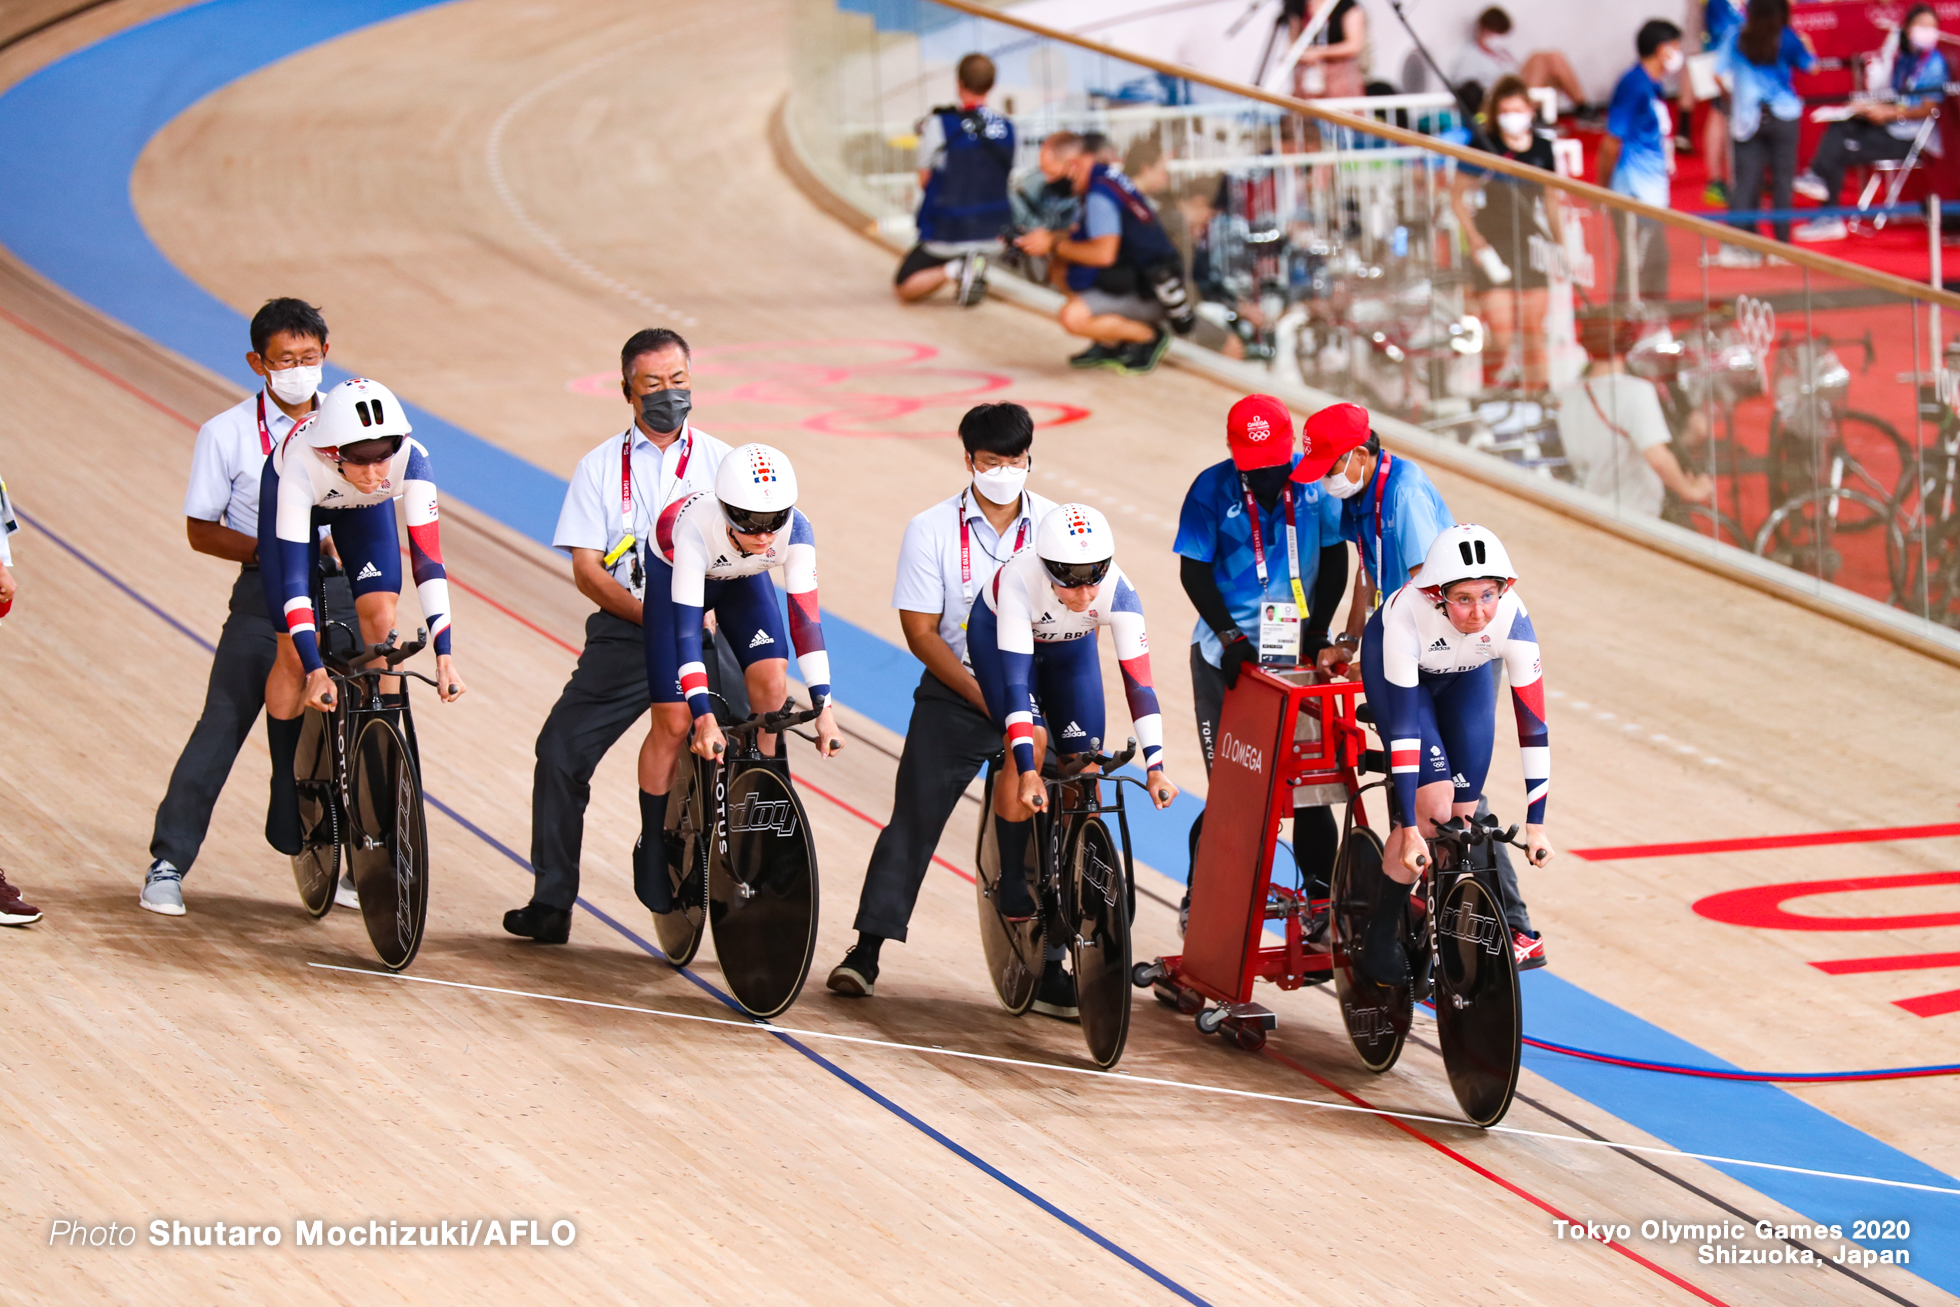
[
  {"x1": 852, "y1": 670, "x2": 999, "y2": 942},
  {"x1": 148, "y1": 565, "x2": 352, "y2": 873},
  {"x1": 528, "y1": 611, "x2": 749, "y2": 911}
]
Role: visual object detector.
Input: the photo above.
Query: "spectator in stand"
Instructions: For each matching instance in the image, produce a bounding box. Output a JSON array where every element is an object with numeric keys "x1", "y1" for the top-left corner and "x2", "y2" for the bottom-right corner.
[
  {"x1": 1794, "y1": 4, "x2": 1948, "y2": 242},
  {"x1": 1717, "y1": 0, "x2": 1816, "y2": 247},
  {"x1": 1446, "y1": 7, "x2": 1589, "y2": 113},
  {"x1": 1449, "y1": 75, "x2": 1566, "y2": 390},
  {"x1": 1686, "y1": 0, "x2": 1748, "y2": 205},
  {"x1": 1284, "y1": 0, "x2": 1368, "y2": 99},
  {"x1": 1596, "y1": 20, "x2": 1684, "y2": 303},
  {"x1": 895, "y1": 54, "x2": 1014, "y2": 308},
  {"x1": 1554, "y1": 317, "x2": 1715, "y2": 517}
]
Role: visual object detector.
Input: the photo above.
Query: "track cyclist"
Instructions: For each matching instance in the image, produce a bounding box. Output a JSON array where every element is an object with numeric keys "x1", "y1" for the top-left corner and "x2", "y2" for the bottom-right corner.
[
  {"x1": 1355, "y1": 523, "x2": 1552, "y2": 986},
  {"x1": 969, "y1": 502, "x2": 1178, "y2": 1016},
  {"x1": 260, "y1": 378, "x2": 465, "y2": 853},
  {"x1": 635, "y1": 442, "x2": 842, "y2": 914}
]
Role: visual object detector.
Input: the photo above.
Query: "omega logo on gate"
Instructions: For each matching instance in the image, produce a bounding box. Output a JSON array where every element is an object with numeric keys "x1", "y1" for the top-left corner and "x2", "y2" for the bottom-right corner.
[{"x1": 1218, "y1": 732, "x2": 1263, "y2": 774}]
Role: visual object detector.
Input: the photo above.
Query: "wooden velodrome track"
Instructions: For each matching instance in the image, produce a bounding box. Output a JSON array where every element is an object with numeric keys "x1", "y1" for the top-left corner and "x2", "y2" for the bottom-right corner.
[{"x1": 0, "y1": 0, "x2": 1957, "y2": 1302}]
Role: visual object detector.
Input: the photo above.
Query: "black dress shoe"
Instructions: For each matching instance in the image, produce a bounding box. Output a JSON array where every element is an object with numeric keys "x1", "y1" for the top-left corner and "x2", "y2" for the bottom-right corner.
[{"x1": 503, "y1": 902, "x2": 571, "y2": 944}]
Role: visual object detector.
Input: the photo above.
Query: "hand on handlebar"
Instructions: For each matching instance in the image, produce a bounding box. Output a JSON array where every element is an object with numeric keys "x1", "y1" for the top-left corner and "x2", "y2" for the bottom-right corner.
[
  {"x1": 303, "y1": 667, "x2": 336, "y2": 713},
  {"x1": 811, "y1": 703, "x2": 843, "y2": 759},
  {"x1": 1017, "y1": 768, "x2": 1047, "y2": 813},
  {"x1": 1316, "y1": 642, "x2": 1354, "y2": 679},
  {"x1": 692, "y1": 714, "x2": 727, "y2": 760},
  {"x1": 1147, "y1": 768, "x2": 1179, "y2": 810},
  {"x1": 1525, "y1": 823, "x2": 1555, "y2": 867},
  {"x1": 1399, "y1": 834, "x2": 1428, "y2": 878},
  {"x1": 434, "y1": 654, "x2": 466, "y2": 703}
]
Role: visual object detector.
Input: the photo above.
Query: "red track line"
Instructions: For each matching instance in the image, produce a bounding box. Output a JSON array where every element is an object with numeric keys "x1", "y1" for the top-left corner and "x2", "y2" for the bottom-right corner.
[
  {"x1": 1572, "y1": 820, "x2": 1960, "y2": 861},
  {"x1": 1258, "y1": 1048, "x2": 1732, "y2": 1307},
  {"x1": 1810, "y1": 950, "x2": 1960, "y2": 975},
  {"x1": 795, "y1": 775, "x2": 976, "y2": 884},
  {"x1": 0, "y1": 303, "x2": 200, "y2": 428},
  {"x1": 397, "y1": 545, "x2": 580, "y2": 655}
]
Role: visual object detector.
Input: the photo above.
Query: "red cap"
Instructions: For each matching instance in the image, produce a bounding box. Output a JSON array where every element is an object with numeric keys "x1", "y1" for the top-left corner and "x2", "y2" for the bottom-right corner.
[
  {"x1": 1291, "y1": 403, "x2": 1372, "y2": 483},
  {"x1": 1225, "y1": 394, "x2": 1294, "y2": 470}
]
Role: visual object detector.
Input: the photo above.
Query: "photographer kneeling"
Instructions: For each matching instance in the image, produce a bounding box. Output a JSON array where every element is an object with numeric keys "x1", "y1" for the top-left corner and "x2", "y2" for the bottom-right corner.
[{"x1": 1015, "y1": 142, "x2": 1191, "y2": 375}]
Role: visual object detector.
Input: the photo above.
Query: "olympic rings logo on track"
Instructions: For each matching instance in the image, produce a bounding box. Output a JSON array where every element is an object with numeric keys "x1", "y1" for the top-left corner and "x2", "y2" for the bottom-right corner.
[
  {"x1": 1735, "y1": 294, "x2": 1775, "y2": 385},
  {"x1": 569, "y1": 339, "x2": 1091, "y2": 438}
]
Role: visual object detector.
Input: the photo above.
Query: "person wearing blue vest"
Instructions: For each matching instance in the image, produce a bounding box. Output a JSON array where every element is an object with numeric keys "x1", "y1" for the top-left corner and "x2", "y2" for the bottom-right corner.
[
  {"x1": 1293, "y1": 403, "x2": 1545, "y2": 970},
  {"x1": 1014, "y1": 147, "x2": 1190, "y2": 375},
  {"x1": 896, "y1": 54, "x2": 1015, "y2": 309}
]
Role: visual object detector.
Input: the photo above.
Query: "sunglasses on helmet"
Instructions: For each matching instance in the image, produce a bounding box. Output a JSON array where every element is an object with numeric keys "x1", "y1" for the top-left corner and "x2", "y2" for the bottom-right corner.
[
  {"x1": 724, "y1": 503, "x2": 793, "y2": 536},
  {"x1": 329, "y1": 435, "x2": 404, "y2": 467},
  {"x1": 1042, "y1": 556, "x2": 1111, "y2": 589}
]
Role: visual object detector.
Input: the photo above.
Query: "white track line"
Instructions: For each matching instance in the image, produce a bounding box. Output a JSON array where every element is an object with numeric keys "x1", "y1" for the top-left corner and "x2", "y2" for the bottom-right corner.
[{"x1": 311, "y1": 963, "x2": 1960, "y2": 1199}]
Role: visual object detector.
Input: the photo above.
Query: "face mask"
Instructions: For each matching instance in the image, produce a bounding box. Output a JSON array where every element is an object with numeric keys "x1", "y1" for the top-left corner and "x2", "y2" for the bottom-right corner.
[
  {"x1": 1496, "y1": 110, "x2": 1534, "y2": 139},
  {"x1": 266, "y1": 364, "x2": 321, "y2": 405},
  {"x1": 1910, "y1": 25, "x2": 1939, "y2": 51},
  {"x1": 1322, "y1": 459, "x2": 1366, "y2": 499},
  {"x1": 1240, "y1": 464, "x2": 1292, "y2": 509},
  {"x1": 971, "y1": 461, "x2": 1028, "y2": 505},
  {"x1": 1042, "y1": 176, "x2": 1073, "y2": 198},
  {"x1": 639, "y1": 387, "x2": 691, "y2": 434},
  {"x1": 1661, "y1": 48, "x2": 1684, "y2": 74}
]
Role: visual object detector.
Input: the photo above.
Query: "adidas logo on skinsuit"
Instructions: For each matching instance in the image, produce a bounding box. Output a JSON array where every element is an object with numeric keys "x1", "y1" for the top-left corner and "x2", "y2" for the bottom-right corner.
[
  {"x1": 356, "y1": 562, "x2": 383, "y2": 581},
  {"x1": 748, "y1": 629, "x2": 775, "y2": 649},
  {"x1": 1428, "y1": 637, "x2": 1450, "y2": 651},
  {"x1": 1061, "y1": 721, "x2": 1086, "y2": 738}
]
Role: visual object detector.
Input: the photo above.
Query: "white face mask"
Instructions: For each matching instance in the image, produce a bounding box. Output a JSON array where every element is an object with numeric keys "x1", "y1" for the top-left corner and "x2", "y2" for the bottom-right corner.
[
  {"x1": 1661, "y1": 47, "x2": 1685, "y2": 74},
  {"x1": 266, "y1": 364, "x2": 322, "y2": 405},
  {"x1": 971, "y1": 461, "x2": 1028, "y2": 505},
  {"x1": 1321, "y1": 459, "x2": 1366, "y2": 499},
  {"x1": 1496, "y1": 110, "x2": 1534, "y2": 140},
  {"x1": 1909, "y1": 25, "x2": 1939, "y2": 51}
]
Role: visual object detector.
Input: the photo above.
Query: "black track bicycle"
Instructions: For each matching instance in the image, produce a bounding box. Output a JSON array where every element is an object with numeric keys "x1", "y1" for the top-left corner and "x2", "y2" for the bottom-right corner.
[
  {"x1": 1330, "y1": 789, "x2": 1528, "y2": 1127},
  {"x1": 290, "y1": 618, "x2": 440, "y2": 973},
  {"x1": 975, "y1": 738, "x2": 1143, "y2": 1070},
  {"x1": 648, "y1": 697, "x2": 823, "y2": 1020}
]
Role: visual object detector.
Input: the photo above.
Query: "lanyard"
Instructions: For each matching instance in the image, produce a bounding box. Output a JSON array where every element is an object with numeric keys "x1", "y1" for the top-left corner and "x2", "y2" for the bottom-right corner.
[
  {"x1": 1241, "y1": 481, "x2": 1309, "y2": 611},
  {"x1": 1369, "y1": 452, "x2": 1393, "y2": 606},
  {"x1": 607, "y1": 425, "x2": 691, "y2": 571},
  {"x1": 957, "y1": 489, "x2": 1030, "y2": 608},
  {"x1": 256, "y1": 391, "x2": 311, "y2": 455}
]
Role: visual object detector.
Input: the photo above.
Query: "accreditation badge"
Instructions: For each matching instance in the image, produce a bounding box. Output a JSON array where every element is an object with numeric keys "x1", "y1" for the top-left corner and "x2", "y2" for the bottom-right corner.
[{"x1": 1258, "y1": 601, "x2": 1301, "y2": 666}]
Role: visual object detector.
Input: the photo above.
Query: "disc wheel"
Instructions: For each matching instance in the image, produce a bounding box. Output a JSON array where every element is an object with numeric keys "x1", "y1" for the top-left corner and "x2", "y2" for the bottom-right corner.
[
  {"x1": 1066, "y1": 815, "x2": 1132, "y2": 1069},
  {"x1": 709, "y1": 763, "x2": 818, "y2": 1019},
  {"x1": 652, "y1": 753, "x2": 712, "y2": 966},
  {"x1": 1433, "y1": 874, "x2": 1523, "y2": 1126},
  {"x1": 346, "y1": 715, "x2": 429, "y2": 972},
  {"x1": 974, "y1": 764, "x2": 1041, "y2": 1016},
  {"x1": 1330, "y1": 825, "x2": 1413, "y2": 1073},
  {"x1": 290, "y1": 706, "x2": 342, "y2": 919}
]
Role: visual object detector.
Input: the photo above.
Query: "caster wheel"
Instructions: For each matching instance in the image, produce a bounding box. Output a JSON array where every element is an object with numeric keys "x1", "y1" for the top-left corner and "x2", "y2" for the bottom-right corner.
[
  {"x1": 1131, "y1": 960, "x2": 1167, "y2": 988},
  {"x1": 1195, "y1": 1006, "x2": 1227, "y2": 1036}
]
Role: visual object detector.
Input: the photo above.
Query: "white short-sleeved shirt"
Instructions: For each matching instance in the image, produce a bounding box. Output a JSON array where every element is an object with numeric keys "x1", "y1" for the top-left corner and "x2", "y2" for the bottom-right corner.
[
  {"x1": 1553, "y1": 373, "x2": 1671, "y2": 519},
  {"x1": 552, "y1": 421, "x2": 730, "y2": 599},
  {"x1": 890, "y1": 486, "x2": 1056, "y2": 665},
  {"x1": 184, "y1": 390, "x2": 305, "y2": 538}
]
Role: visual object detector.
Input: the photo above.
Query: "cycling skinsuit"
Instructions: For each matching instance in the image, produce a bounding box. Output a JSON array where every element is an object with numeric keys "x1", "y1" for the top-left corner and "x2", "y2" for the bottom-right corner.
[
  {"x1": 1359, "y1": 583, "x2": 1548, "y2": 826},
  {"x1": 259, "y1": 433, "x2": 451, "y2": 676},
  {"x1": 967, "y1": 548, "x2": 1164, "y2": 776},
  {"x1": 648, "y1": 491, "x2": 830, "y2": 717}
]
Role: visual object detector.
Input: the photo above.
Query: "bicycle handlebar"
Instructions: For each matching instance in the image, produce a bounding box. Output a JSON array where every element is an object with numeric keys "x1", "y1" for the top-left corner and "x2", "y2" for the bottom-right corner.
[{"x1": 723, "y1": 701, "x2": 824, "y2": 738}]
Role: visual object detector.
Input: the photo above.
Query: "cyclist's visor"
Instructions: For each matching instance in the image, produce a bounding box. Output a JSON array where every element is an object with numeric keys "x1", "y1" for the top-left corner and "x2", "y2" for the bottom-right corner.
[
  {"x1": 331, "y1": 435, "x2": 403, "y2": 466},
  {"x1": 1041, "y1": 556, "x2": 1111, "y2": 589},
  {"x1": 723, "y1": 503, "x2": 793, "y2": 536}
]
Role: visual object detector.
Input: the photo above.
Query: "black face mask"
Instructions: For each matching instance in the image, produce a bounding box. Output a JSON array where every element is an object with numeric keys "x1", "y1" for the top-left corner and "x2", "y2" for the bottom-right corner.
[
  {"x1": 1042, "y1": 176, "x2": 1073, "y2": 199},
  {"x1": 1241, "y1": 464, "x2": 1292, "y2": 512},
  {"x1": 639, "y1": 387, "x2": 691, "y2": 434}
]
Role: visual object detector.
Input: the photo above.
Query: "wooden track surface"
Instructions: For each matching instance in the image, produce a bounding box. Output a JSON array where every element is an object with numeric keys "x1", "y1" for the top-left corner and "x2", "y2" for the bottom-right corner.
[{"x1": 0, "y1": 0, "x2": 1955, "y2": 1302}]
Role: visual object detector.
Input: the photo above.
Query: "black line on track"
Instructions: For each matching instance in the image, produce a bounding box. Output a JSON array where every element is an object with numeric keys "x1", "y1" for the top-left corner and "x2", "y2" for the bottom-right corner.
[{"x1": 0, "y1": 0, "x2": 123, "y2": 57}]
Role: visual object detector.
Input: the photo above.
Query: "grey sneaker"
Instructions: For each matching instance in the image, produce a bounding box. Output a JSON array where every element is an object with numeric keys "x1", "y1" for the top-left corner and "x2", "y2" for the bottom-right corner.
[
  {"x1": 335, "y1": 870, "x2": 360, "y2": 910},
  {"x1": 140, "y1": 861, "x2": 185, "y2": 916}
]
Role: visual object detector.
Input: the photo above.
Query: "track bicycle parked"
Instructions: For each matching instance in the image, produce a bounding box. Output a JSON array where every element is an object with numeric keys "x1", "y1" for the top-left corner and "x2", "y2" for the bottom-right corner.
[
  {"x1": 975, "y1": 737, "x2": 1143, "y2": 1070},
  {"x1": 651, "y1": 697, "x2": 824, "y2": 1020}
]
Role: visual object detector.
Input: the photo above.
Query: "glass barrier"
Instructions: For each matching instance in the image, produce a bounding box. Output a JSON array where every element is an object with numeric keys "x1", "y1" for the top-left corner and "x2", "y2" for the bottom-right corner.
[{"x1": 787, "y1": 0, "x2": 1960, "y2": 645}]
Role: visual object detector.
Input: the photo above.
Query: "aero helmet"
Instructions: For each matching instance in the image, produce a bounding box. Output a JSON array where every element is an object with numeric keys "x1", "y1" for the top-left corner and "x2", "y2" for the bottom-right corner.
[
  {"x1": 1418, "y1": 524, "x2": 1517, "y2": 599},
  {"x1": 303, "y1": 377, "x2": 411, "y2": 456},
  {"x1": 1036, "y1": 502, "x2": 1115, "y2": 588},
  {"x1": 716, "y1": 443, "x2": 798, "y2": 535}
]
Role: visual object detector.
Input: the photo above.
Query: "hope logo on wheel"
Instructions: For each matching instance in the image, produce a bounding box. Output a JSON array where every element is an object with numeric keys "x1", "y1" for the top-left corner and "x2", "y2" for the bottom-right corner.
[{"x1": 728, "y1": 792, "x2": 799, "y2": 838}]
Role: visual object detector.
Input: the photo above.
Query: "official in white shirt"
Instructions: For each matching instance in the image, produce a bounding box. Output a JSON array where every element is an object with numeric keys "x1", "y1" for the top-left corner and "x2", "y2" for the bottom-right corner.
[
  {"x1": 140, "y1": 298, "x2": 354, "y2": 917},
  {"x1": 826, "y1": 403, "x2": 1055, "y2": 997},
  {"x1": 505, "y1": 329, "x2": 738, "y2": 944}
]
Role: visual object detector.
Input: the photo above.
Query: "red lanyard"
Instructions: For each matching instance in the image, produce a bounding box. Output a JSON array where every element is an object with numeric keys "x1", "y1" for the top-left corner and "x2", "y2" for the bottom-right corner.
[
  {"x1": 256, "y1": 391, "x2": 311, "y2": 455},
  {"x1": 623, "y1": 425, "x2": 691, "y2": 531},
  {"x1": 1242, "y1": 481, "x2": 1308, "y2": 610},
  {"x1": 1369, "y1": 452, "x2": 1393, "y2": 591},
  {"x1": 958, "y1": 490, "x2": 1029, "y2": 607}
]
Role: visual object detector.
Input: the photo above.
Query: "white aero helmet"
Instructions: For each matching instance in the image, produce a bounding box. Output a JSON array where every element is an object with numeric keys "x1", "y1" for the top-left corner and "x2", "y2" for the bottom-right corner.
[
  {"x1": 302, "y1": 377, "x2": 412, "y2": 451},
  {"x1": 1418, "y1": 523, "x2": 1517, "y2": 599},
  {"x1": 1036, "y1": 502, "x2": 1115, "y2": 588},
  {"x1": 716, "y1": 442, "x2": 798, "y2": 534}
]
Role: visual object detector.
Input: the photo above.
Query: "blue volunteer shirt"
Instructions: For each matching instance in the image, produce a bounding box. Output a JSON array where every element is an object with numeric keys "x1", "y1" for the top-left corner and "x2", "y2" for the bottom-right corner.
[
  {"x1": 1717, "y1": 27, "x2": 1814, "y2": 138},
  {"x1": 1174, "y1": 455, "x2": 1344, "y2": 667},
  {"x1": 1605, "y1": 63, "x2": 1671, "y2": 208},
  {"x1": 1340, "y1": 453, "x2": 1453, "y2": 597}
]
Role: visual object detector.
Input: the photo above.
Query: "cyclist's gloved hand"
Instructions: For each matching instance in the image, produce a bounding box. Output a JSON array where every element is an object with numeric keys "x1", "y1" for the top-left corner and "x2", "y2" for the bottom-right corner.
[{"x1": 1220, "y1": 633, "x2": 1258, "y2": 689}]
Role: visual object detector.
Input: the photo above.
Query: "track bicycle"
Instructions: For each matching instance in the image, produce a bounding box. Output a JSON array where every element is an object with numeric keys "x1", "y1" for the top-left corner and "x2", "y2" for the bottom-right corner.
[
  {"x1": 649, "y1": 697, "x2": 823, "y2": 1020},
  {"x1": 975, "y1": 738, "x2": 1144, "y2": 1070}
]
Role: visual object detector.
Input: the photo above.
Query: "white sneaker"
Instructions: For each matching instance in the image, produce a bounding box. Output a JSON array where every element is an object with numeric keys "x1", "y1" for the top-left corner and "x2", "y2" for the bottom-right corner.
[
  {"x1": 1792, "y1": 173, "x2": 1829, "y2": 203},
  {"x1": 140, "y1": 860, "x2": 186, "y2": 916},
  {"x1": 1711, "y1": 245, "x2": 1762, "y2": 269},
  {"x1": 1795, "y1": 217, "x2": 1848, "y2": 242},
  {"x1": 335, "y1": 870, "x2": 360, "y2": 910}
]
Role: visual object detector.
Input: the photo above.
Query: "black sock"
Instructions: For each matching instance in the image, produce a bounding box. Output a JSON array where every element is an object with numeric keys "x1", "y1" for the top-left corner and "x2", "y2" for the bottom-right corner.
[
  {"x1": 995, "y1": 816, "x2": 1036, "y2": 917},
  {"x1": 265, "y1": 714, "x2": 304, "y2": 855},
  {"x1": 853, "y1": 932, "x2": 884, "y2": 965},
  {"x1": 634, "y1": 791, "x2": 671, "y2": 914}
]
